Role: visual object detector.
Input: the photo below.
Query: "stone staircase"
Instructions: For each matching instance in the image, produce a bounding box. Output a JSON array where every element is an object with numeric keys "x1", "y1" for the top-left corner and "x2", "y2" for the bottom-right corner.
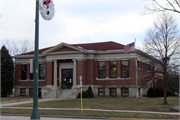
[
  {"x1": 43, "y1": 89, "x2": 76, "y2": 99},
  {"x1": 42, "y1": 89, "x2": 56, "y2": 98},
  {"x1": 57, "y1": 89, "x2": 76, "y2": 99}
]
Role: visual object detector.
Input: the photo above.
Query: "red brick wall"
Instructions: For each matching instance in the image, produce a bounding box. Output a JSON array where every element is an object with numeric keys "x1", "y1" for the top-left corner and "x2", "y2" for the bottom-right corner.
[
  {"x1": 15, "y1": 64, "x2": 21, "y2": 86},
  {"x1": 94, "y1": 61, "x2": 98, "y2": 80},
  {"x1": 129, "y1": 59, "x2": 136, "y2": 84},
  {"x1": 77, "y1": 60, "x2": 86, "y2": 85},
  {"x1": 27, "y1": 64, "x2": 30, "y2": 80},
  {"x1": 45, "y1": 61, "x2": 53, "y2": 85},
  {"x1": 86, "y1": 59, "x2": 95, "y2": 85},
  {"x1": 94, "y1": 59, "x2": 137, "y2": 85},
  {"x1": 15, "y1": 64, "x2": 46, "y2": 86}
]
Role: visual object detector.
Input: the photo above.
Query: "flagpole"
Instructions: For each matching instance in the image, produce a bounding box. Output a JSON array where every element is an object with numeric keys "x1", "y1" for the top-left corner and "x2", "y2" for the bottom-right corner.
[{"x1": 135, "y1": 38, "x2": 139, "y2": 99}]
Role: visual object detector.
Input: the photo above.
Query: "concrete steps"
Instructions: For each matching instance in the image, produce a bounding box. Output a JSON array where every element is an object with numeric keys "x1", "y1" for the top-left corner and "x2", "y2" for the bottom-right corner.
[
  {"x1": 43, "y1": 89, "x2": 76, "y2": 99},
  {"x1": 43, "y1": 89, "x2": 56, "y2": 98},
  {"x1": 57, "y1": 89, "x2": 76, "y2": 99}
]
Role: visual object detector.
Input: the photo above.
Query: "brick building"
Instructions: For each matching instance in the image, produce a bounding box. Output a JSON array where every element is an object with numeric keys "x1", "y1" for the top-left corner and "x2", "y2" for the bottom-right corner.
[{"x1": 14, "y1": 41, "x2": 155, "y2": 98}]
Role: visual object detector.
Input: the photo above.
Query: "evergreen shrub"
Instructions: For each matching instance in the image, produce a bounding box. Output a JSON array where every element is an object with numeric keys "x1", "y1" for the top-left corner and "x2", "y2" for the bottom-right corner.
[
  {"x1": 155, "y1": 88, "x2": 163, "y2": 97},
  {"x1": 147, "y1": 87, "x2": 157, "y2": 97}
]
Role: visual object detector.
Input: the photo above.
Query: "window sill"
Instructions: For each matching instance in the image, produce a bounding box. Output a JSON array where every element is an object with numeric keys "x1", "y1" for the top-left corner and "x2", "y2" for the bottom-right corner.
[
  {"x1": 30, "y1": 79, "x2": 45, "y2": 81},
  {"x1": 19, "y1": 79, "x2": 29, "y2": 81},
  {"x1": 96, "y1": 77, "x2": 131, "y2": 80},
  {"x1": 19, "y1": 79, "x2": 45, "y2": 81}
]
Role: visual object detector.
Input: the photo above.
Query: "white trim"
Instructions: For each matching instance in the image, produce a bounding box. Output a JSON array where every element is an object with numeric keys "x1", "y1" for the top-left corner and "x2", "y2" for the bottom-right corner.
[
  {"x1": 19, "y1": 79, "x2": 45, "y2": 81},
  {"x1": 120, "y1": 58, "x2": 129, "y2": 60},
  {"x1": 30, "y1": 80, "x2": 45, "y2": 81},
  {"x1": 96, "y1": 77, "x2": 131, "y2": 80},
  {"x1": 42, "y1": 42, "x2": 83, "y2": 54},
  {"x1": 19, "y1": 79, "x2": 28, "y2": 81}
]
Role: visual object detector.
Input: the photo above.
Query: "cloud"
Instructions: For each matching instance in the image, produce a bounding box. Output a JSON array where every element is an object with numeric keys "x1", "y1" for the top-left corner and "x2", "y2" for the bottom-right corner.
[{"x1": 0, "y1": 1, "x2": 158, "y2": 49}]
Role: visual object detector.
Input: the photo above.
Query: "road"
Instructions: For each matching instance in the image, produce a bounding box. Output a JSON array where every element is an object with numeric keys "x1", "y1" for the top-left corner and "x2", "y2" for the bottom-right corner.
[
  {"x1": 0, "y1": 116, "x2": 104, "y2": 120},
  {"x1": 0, "y1": 115, "x2": 175, "y2": 120}
]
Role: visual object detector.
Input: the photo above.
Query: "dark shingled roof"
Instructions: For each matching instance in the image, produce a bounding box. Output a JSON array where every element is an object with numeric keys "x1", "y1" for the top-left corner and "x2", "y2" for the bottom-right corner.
[
  {"x1": 17, "y1": 41, "x2": 125, "y2": 56},
  {"x1": 71, "y1": 41, "x2": 124, "y2": 51}
]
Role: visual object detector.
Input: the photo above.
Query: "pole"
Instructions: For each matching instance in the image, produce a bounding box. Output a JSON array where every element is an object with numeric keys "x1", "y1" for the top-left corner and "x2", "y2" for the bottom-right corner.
[
  {"x1": 80, "y1": 76, "x2": 83, "y2": 114},
  {"x1": 31, "y1": 0, "x2": 40, "y2": 119},
  {"x1": 135, "y1": 38, "x2": 139, "y2": 99}
]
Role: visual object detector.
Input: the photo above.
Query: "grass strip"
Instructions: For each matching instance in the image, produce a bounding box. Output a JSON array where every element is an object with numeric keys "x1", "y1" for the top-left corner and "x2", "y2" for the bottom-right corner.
[
  {"x1": 1, "y1": 108, "x2": 179, "y2": 119},
  {"x1": 13, "y1": 97, "x2": 179, "y2": 112}
]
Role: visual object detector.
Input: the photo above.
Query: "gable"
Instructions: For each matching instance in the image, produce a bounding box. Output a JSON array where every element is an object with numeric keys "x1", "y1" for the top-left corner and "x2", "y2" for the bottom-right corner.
[{"x1": 53, "y1": 47, "x2": 77, "y2": 52}]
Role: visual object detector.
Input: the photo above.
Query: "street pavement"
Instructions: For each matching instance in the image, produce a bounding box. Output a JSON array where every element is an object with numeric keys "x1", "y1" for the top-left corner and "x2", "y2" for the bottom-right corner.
[
  {"x1": 0, "y1": 115, "x2": 179, "y2": 120},
  {"x1": 0, "y1": 115, "x2": 104, "y2": 120}
]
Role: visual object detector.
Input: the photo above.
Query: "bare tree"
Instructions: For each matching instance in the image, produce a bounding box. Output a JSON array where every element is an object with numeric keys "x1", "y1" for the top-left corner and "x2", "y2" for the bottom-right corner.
[
  {"x1": 3, "y1": 39, "x2": 34, "y2": 56},
  {"x1": 142, "y1": 0, "x2": 180, "y2": 14},
  {"x1": 143, "y1": 12, "x2": 180, "y2": 104}
]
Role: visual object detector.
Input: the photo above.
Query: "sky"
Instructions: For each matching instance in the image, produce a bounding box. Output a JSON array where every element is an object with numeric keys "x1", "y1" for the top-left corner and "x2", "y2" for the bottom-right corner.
[{"x1": 0, "y1": 0, "x2": 179, "y2": 51}]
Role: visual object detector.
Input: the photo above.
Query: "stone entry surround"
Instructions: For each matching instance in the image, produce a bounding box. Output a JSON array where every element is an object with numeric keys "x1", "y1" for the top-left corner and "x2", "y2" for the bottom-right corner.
[{"x1": 52, "y1": 59, "x2": 77, "y2": 90}]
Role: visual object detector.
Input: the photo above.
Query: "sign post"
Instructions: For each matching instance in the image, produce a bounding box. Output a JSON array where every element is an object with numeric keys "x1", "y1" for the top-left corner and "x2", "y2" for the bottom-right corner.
[{"x1": 80, "y1": 76, "x2": 83, "y2": 114}]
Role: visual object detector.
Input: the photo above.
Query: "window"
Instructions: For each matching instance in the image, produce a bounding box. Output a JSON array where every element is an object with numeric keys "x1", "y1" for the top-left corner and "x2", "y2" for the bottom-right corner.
[
  {"x1": 30, "y1": 63, "x2": 45, "y2": 80},
  {"x1": 21, "y1": 65, "x2": 27, "y2": 80},
  {"x1": 98, "y1": 61, "x2": 106, "y2": 78},
  {"x1": 143, "y1": 63, "x2": 145, "y2": 70},
  {"x1": 30, "y1": 73, "x2": 33, "y2": 80},
  {"x1": 121, "y1": 88, "x2": 129, "y2": 97},
  {"x1": 110, "y1": 88, "x2": 117, "y2": 97},
  {"x1": 39, "y1": 64, "x2": 45, "y2": 79},
  {"x1": 29, "y1": 88, "x2": 33, "y2": 96},
  {"x1": 20, "y1": 88, "x2": 26, "y2": 96},
  {"x1": 110, "y1": 61, "x2": 117, "y2": 78},
  {"x1": 121, "y1": 60, "x2": 129, "y2": 78},
  {"x1": 29, "y1": 88, "x2": 41, "y2": 98},
  {"x1": 98, "y1": 88, "x2": 105, "y2": 97},
  {"x1": 140, "y1": 62, "x2": 142, "y2": 69},
  {"x1": 147, "y1": 64, "x2": 150, "y2": 70}
]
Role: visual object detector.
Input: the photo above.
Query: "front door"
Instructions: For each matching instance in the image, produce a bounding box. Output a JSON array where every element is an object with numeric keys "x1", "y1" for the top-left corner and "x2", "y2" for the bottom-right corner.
[{"x1": 61, "y1": 69, "x2": 73, "y2": 89}]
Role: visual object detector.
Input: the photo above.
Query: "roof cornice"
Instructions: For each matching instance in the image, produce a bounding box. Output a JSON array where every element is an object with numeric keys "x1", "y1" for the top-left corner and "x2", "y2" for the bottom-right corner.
[{"x1": 42, "y1": 42, "x2": 83, "y2": 54}]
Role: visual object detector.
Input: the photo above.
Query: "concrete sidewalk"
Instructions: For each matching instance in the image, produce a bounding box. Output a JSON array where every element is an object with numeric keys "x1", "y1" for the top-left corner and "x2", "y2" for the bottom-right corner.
[{"x1": 0, "y1": 98, "x2": 62, "y2": 107}]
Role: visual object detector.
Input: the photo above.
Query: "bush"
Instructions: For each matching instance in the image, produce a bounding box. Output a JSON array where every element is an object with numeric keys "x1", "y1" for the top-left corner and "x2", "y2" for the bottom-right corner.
[
  {"x1": 167, "y1": 90, "x2": 175, "y2": 96},
  {"x1": 169, "y1": 86, "x2": 175, "y2": 96},
  {"x1": 86, "y1": 86, "x2": 94, "y2": 98},
  {"x1": 155, "y1": 88, "x2": 163, "y2": 97},
  {"x1": 77, "y1": 86, "x2": 94, "y2": 98},
  {"x1": 147, "y1": 87, "x2": 157, "y2": 97},
  {"x1": 77, "y1": 91, "x2": 89, "y2": 98}
]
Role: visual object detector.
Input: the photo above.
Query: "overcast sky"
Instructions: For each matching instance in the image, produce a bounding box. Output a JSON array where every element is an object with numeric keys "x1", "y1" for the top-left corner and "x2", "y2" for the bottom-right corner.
[{"x1": 0, "y1": 0, "x2": 179, "y2": 50}]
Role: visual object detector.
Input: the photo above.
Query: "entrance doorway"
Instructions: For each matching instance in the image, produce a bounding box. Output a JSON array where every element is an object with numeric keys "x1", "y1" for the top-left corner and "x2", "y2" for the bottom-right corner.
[{"x1": 61, "y1": 69, "x2": 73, "y2": 89}]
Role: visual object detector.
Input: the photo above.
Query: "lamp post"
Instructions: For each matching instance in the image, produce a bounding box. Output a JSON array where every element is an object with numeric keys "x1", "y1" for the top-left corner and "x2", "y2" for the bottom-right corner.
[
  {"x1": 30, "y1": 0, "x2": 40, "y2": 119},
  {"x1": 30, "y1": 0, "x2": 55, "y2": 119}
]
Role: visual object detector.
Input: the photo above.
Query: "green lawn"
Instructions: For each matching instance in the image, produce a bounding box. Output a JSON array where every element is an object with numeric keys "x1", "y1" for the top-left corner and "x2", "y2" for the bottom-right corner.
[
  {"x1": 1, "y1": 97, "x2": 179, "y2": 119},
  {"x1": 1, "y1": 108, "x2": 179, "y2": 119},
  {"x1": 1, "y1": 97, "x2": 41, "y2": 103},
  {"x1": 13, "y1": 97, "x2": 179, "y2": 112}
]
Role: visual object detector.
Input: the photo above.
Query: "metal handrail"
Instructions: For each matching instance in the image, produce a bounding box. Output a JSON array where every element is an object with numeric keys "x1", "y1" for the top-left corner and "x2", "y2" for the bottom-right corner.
[{"x1": 56, "y1": 88, "x2": 63, "y2": 98}]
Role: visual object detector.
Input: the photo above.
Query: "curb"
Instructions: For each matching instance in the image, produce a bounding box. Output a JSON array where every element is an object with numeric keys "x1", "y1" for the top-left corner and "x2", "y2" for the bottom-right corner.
[{"x1": 1, "y1": 114, "x2": 179, "y2": 120}]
